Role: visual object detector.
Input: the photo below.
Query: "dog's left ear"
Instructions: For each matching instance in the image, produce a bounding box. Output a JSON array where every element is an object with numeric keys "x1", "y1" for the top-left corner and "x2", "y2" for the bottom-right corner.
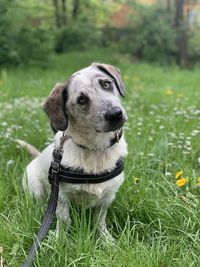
[
  {"x1": 92, "y1": 63, "x2": 125, "y2": 97},
  {"x1": 43, "y1": 82, "x2": 69, "y2": 131}
]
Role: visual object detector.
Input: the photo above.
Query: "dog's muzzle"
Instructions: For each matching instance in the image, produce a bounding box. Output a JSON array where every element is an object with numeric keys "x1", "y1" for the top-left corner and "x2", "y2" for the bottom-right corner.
[{"x1": 104, "y1": 106, "x2": 127, "y2": 131}]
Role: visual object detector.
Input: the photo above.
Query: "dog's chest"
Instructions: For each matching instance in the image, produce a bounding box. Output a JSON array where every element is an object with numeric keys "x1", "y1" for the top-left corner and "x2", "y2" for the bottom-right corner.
[
  {"x1": 65, "y1": 184, "x2": 102, "y2": 207},
  {"x1": 59, "y1": 174, "x2": 123, "y2": 207},
  {"x1": 60, "y1": 183, "x2": 108, "y2": 207},
  {"x1": 56, "y1": 137, "x2": 127, "y2": 207}
]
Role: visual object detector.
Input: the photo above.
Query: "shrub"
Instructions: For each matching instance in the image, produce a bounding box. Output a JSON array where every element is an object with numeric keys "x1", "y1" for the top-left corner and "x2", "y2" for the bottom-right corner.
[
  {"x1": 102, "y1": 27, "x2": 134, "y2": 47},
  {"x1": 17, "y1": 26, "x2": 54, "y2": 67},
  {"x1": 102, "y1": 7, "x2": 177, "y2": 64},
  {"x1": 55, "y1": 23, "x2": 102, "y2": 53},
  {"x1": 188, "y1": 28, "x2": 200, "y2": 65},
  {"x1": 0, "y1": 0, "x2": 54, "y2": 67},
  {"x1": 0, "y1": 0, "x2": 20, "y2": 65},
  {"x1": 123, "y1": 8, "x2": 177, "y2": 64}
]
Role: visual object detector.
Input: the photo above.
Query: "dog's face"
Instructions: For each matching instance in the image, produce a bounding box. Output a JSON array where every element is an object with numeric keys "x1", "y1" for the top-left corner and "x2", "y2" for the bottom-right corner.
[{"x1": 43, "y1": 63, "x2": 127, "y2": 133}]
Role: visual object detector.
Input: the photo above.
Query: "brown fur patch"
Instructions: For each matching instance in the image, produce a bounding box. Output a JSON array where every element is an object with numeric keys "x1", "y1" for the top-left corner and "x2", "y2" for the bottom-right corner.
[{"x1": 43, "y1": 81, "x2": 70, "y2": 131}]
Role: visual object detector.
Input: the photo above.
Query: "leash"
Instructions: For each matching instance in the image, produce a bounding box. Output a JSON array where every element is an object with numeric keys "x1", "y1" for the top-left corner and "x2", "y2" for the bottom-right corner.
[{"x1": 22, "y1": 133, "x2": 66, "y2": 267}]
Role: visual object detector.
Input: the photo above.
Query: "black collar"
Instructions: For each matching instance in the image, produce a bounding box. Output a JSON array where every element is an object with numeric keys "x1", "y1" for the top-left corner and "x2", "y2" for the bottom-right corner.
[
  {"x1": 48, "y1": 158, "x2": 124, "y2": 184},
  {"x1": 73, "y1": 129, "x2": 123, "y2": 150}
]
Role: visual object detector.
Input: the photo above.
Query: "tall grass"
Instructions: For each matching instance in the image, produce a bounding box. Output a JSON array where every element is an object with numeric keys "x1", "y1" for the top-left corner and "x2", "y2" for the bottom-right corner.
[{"x1": 0, "y1": 48, "x2": 200, "y2": 266}]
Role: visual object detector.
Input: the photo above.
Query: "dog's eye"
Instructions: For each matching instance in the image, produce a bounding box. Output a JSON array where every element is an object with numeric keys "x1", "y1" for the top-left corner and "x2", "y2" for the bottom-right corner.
[
  {"x1": 77, "y1": 94, "x2": 88, "y2": 105},
  {"x1": 100, "y1": 80, "x2": 112, "y2": 90},
  {"x1": 103, "y1": 82, "x2": 111, "y2": 89}
]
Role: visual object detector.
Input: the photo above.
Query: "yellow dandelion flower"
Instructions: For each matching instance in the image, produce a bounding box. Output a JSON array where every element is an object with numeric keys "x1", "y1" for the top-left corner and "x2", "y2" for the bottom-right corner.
[
  {"x1": 197, "y1": 177, "x2": 200, "y2": 183},
  {"x1": 123, "y1": 74, "x2": 129, "y2": 80},
  {"x1": 165, "y1": 89, "x2": 173, "y2": 96},
  {"x1": 0, "y1": 80, "x2": 5, "y2": 86},
  {"x1": 175, "y1": 170, "x2": 183, "y2": 179},
  {"x1": 176, "y1": 178, "x2": 188, "y2": 187}
]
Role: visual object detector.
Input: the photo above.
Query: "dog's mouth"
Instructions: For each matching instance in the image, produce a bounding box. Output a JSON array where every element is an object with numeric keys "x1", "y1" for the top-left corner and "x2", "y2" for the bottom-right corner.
[{"x1": 94, "y1": 117, "x2": 127, "y2": 133}]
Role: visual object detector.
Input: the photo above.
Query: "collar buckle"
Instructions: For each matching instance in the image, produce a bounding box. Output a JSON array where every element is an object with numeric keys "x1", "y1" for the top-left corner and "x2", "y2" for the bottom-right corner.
[{"x1": 116, "y1": 130, "x2": 120, "y2": 143}]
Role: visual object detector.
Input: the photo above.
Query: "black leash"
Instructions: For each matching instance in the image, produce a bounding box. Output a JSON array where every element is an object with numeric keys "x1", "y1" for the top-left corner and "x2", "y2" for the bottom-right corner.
[{"x1": 22, "y1": 138, "x2": 65, "y2": 267}]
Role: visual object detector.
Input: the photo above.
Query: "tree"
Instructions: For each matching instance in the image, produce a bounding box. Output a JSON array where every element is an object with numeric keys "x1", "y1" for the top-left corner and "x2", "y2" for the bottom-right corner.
[
  {"x1": 166, "y1": 0, "x2": 172, "y2": 12},
  {"x1": 52, "y1": 0, "x2": 61, "y2": 28},
  {"x1": 72, "y1": 0, "x2": 79, "y2": 18},
  {"x1": 62, "y1": 0, "x2": 67, "y2": 25},
  {"x1": 174, "y1": 0, "x2": 188, "y2": 67}
]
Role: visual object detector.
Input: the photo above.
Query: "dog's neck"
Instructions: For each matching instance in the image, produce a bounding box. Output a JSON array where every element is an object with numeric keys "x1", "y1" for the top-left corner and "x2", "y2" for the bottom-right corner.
[
  {"x1": 54, "y1": 127, "x2": 127, "y2": 173},
  {"x1": 65, "y1": 124, "x2": 119, "y2": 150},
  {"x1": 71, "y1": 129, "x2": 122, "y2": 150},
  {"x1": 54, "y1": 130, "x2": 127, "y2": 174}
]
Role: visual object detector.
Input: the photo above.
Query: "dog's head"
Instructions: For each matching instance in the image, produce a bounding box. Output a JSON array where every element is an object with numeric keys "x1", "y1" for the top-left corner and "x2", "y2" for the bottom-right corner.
[{"x1": 43, "y1": 63, "x2": 127, "y2": 134}]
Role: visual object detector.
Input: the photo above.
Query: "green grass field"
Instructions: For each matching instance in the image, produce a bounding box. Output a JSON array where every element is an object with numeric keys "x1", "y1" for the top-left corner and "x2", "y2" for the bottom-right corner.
[{"x1": 1, "y1": 48, "x2": 200, "y2": 266}]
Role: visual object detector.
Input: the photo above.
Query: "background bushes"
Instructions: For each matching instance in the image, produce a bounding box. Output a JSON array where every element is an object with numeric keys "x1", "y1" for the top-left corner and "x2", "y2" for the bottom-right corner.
[
  {"x1": 0, "y1": 0, "x2": 19, "y2": 65},
  {"x1": 55, "y1": 23, "x2": 101, "y2": 53},
  {"x1": 0, "y1": 0, "x2": 200, "y2": 67},
  {"x1": 121, "y1": 8, "x2": 177, "y2": 64},
  {"x1": 0, "y1": 26, "x2": 53, "y2": 67},
  {"x1": 188, "y1": 29, "x2": 200, "y2": 65},
  {"x1": 0, "y1": 0, "x2": 53, "y2": 67},
  {"x1": 103, "y1": 8, "x2": 177, "y2": 64},
  {"x1": 16, "y1": 27, "x2": 54, "y2": 66}
]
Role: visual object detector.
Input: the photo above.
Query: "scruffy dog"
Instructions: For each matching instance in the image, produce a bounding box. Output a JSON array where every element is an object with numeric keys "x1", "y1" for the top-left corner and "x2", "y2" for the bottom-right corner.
[{"x1": 22, "y1": 63, "x2": 128, "y2": 239}]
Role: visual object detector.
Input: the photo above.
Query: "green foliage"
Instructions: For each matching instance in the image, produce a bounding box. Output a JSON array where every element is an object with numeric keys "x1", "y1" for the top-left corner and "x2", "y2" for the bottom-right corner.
[
  {"x1": 0, "y1": 0, "x2": 54, "y2": 67},
  {"x1": 102, "y1": 27, "x2": 134, "y2": 47},
  {"x1": 128, "y1": 8, "x2": 177, "y2": 64},
  {"x1": 1, "y1": 0, "x2": 200, "y2": 67},
  {"x1": 0, "y1": 0, "x2": 19, "y2": 65},
  {"x1": 1, "y1": 49, "x2": 200, "y2": 265},
  {"x1": 188, "y1": 28, "x2": 200, "y2": 65},
  {"x1": 0, "y1": 26, "x2": 54, "y2": 67},
  {"x1": 16, "y1": 26, "x2": 54, "y2": 66},
  {"x1": 110, "y1": 7, "x2": 177, "y2": 64},
  {"x1": 55, "y1": 23, "x2": 102, "y2": 53}
]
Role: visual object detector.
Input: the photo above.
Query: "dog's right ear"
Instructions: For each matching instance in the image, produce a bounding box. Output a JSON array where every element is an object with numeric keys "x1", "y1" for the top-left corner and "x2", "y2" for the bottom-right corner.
[{"x1": 43, "y1": 82, "x2": 69, "y2": 131}]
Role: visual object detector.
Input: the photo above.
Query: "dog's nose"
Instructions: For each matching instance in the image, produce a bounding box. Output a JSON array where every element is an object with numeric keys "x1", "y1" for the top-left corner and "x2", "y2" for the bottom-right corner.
[{"x1": 105, "y1": 106, "x2": 123, "y2": 122}]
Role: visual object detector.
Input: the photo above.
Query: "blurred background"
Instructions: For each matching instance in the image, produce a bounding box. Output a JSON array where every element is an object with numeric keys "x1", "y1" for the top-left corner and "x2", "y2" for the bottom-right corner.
[{"x1": 1, "y1": 0, "x2": 200, "y2": 69}]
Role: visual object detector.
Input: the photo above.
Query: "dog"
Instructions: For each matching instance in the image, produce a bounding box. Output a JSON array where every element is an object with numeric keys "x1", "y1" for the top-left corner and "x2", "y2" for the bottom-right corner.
[{"x1": 22, "y1": 63, "x2": 128, "y2": 239}]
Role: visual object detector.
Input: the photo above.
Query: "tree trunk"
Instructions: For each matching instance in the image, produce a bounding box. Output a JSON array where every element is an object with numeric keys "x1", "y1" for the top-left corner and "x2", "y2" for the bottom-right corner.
[
  {"x1": 62, "y1": 0, "x2": 67, "y2": 25},
  {"x1": 52, "y1": 0, "x2": 61, "y2": 28},
  {"x1": 174, "y1": 0, "x2": 188, "y2": 67},
  {"x1": 166, "y1": 0, "x2": 172, "y2": 12},
  {"x1": 72, "y1": 0, "x2": 79, "y2": 18}
]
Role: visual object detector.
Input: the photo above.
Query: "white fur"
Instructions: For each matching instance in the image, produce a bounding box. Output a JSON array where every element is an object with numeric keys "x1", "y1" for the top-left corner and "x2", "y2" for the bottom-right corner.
[{"x1": 16, "y1": 139, "x2": 40, "y2": 158}]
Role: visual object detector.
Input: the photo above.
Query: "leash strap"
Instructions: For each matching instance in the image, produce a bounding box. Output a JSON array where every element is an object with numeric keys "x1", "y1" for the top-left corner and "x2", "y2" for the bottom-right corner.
[{"x1": 22, "y1": 139, "x2": 64, "y2": 266}]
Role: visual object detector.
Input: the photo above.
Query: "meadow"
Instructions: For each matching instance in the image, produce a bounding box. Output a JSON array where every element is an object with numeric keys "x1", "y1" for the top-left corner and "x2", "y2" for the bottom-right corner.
[{"x1": 1, "y1": 48, "x2": 200, "y2": 266}]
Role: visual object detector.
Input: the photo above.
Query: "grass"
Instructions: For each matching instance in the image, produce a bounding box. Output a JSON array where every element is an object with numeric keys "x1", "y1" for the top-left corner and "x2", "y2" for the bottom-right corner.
[{"x1": 1, "y1": 48, "x2": 200, "y2": 266}]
